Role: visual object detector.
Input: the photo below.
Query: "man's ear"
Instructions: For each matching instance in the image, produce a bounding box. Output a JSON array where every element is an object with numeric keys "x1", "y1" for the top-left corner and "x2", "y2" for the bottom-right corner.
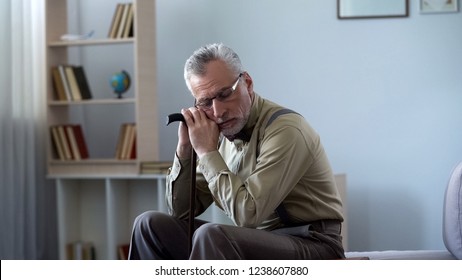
[{"x1": 243, "y1": 71, "x2": 253, "y2": 94}]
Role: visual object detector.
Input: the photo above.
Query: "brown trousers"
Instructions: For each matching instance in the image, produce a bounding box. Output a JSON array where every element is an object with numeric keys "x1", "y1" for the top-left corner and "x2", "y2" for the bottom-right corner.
[{"x1": 128, "y1": 211, "x2": 345, "y2": 260}]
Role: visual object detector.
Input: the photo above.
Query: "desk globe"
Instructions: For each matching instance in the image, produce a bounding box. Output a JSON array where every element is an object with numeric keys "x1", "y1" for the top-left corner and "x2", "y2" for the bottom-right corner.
[{"x1": 110, "y1": 70, "x2": 131, "y2": 99}]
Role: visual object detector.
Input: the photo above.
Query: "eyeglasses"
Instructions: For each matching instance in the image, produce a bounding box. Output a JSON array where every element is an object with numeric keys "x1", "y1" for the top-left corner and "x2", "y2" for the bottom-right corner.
[{"x1": 195, "y1": 73, "x2": 243, "y2": 110}]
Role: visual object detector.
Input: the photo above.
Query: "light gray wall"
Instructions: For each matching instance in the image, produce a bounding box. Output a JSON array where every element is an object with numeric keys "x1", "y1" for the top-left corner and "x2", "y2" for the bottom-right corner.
[{"x1": 75, "y1": 0, "x2": 462, "y2": 252}]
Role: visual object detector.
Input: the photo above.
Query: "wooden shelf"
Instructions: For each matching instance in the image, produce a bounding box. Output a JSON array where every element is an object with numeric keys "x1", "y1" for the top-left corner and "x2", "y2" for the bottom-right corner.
[
  {"x1": 48, "y1": 38, "x2": 134, "y2": 47},
  {"x1": 48, "y1": 98, "x2": 136, "y2": 106},
  {"x1": 48, "y1": 158, "x2": 138, "y2": 175}
]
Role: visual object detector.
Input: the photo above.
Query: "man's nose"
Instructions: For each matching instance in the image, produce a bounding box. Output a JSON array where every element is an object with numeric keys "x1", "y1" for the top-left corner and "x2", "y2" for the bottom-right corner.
[{"x1": 211, "y1": 99, "x2": 226, "y2": 119}]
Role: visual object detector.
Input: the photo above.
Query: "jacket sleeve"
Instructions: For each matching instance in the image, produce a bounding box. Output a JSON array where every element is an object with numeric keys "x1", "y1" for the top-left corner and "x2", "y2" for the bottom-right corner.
[{"x1": 166, "y1": 154, "x2": 213, "y2": 219}]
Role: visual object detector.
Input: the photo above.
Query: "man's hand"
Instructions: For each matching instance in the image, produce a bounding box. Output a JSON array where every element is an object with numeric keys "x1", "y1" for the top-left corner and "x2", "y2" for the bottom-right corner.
[
  {"x1": 175, "y1": 119, "x2": 192, "y2": 160},
  {"x1": 179, "y1": 107, "x2": 220, "y2": 158}
]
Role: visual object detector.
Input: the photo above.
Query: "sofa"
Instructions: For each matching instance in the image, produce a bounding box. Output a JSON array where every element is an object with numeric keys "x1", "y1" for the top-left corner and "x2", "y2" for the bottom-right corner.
[
  {"x1": 345, "y1": 161, "x2": 462, "y2": 260},
  {"x1": 199, "y1": 163, "x2": 461, "y2": 260}
]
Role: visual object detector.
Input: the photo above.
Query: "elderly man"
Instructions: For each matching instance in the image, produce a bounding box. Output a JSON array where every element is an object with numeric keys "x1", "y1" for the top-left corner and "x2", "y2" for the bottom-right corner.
[{"x1": 129, "y1": 43, "x2": 344, "y2": 260}]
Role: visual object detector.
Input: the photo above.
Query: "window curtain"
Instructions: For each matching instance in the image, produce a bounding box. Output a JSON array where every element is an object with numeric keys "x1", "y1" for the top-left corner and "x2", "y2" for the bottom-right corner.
[{"x1": 0, "y1": 0, "x2": 57, "y2": 259}]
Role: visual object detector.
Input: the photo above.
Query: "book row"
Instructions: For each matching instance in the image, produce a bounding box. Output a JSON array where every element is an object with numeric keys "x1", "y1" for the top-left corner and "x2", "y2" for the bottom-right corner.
[
  {"x1": 66, "y1": 241, "x2": 132, "y2": 260},
  {"x1": 66, "y1": 241, "x2": 96, "y2": 260},
  {"x1": 51, "y1": 123, "x2": 140, "y2": 161},
  {"x1": 50, "y1": 124, "x2": 89, "y2": 161},
  {"x1": 108, "y1": 2, "x2": 135, "y2": 39},
  {"x1": 115, "y1": 123, "x2": 137, "y2": 160},
  {"x1": 51, "y1": 65, "x2": 93, "y2": 101}
]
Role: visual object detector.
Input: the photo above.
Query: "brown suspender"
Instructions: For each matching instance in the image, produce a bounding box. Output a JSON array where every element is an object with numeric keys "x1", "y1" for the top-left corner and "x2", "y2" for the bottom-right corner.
[{"x1": 260, "y1": 108, "x2": 300, "y2": 226}]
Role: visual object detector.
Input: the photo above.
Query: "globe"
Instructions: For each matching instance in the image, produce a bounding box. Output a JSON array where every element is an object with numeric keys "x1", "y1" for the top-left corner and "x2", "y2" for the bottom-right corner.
[{"x1": 110, "y1": 70, "x2": 131, "y2": 98}]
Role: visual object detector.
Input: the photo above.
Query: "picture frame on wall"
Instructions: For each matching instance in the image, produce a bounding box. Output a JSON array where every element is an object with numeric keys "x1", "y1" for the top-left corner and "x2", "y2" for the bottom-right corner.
[
  {"x1": 337, "y1": 0, "x2": 409, "y2": 19},
  {"x1": 420, "y1": 0, "x2": 459, "y2": 13}
]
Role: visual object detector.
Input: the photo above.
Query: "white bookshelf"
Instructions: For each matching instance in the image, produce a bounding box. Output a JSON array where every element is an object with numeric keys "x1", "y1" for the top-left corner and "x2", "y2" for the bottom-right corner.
[
  {"x1": 45, "y1": 0, "x2": 159, "y2": 175},
  {"x1": 44, "y1": 0, "x2": 163, "y2": 259}
]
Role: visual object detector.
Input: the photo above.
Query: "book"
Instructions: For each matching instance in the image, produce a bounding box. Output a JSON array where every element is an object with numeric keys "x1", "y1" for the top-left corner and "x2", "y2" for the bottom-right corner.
[
  {"x1": 57, "y1": 65, "x2": 72, "y2": 101},
  {"x1": 128, "y1": 5, "x2": 135, "y2": 38},
  {"x1": 108, "y1": 3, "x2": 124, "y2": 38},
  {"x1": 57, "y1": 125, "x2": 73, "y2": 160},
  {"x1": 71, "y1": 124, "x2": 89, "y2": 159},
  {"x1": 51, "y1": 66, "x2": 67, "y2": 101},
  {"x1": 66, "y1": 125, "x2": 81, "y2": 160},
  {"x1": 121, "y1": 123, "x2": 133, "y2": 159},
  {"x1": 72, "y1": 66, "x2": 92, "y2": 100},
  {"x1": 118, "y1": 244, "x2": 130, "y2": 260},
  {"x1": 115, "y1": 123, "x2": 136, "y2": 159},
  {"x1": 116, "y1": 3, "x2": 130, "y2": 39},
  {"x1": 126, "y1": 124, "x2": 136, "y2": 159},
  {"x1": 129, "y1": 131, "x2": 136, "y2": 159},
  {"x1": 115, "y1": 123, "x2": 128, "y2": 159},
  {"x1": 65, "y1": 65, "x2": 82, "y2": 101},
  {"x1": 50, "y1": 126, "x2": 66, "y2": 160},
  {"x1": 122, "y1": 3, "x2": 134, "y2": 38}
]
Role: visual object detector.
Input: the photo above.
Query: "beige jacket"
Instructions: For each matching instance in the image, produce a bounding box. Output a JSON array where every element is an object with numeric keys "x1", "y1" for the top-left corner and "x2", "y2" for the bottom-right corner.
[{"x1": 166, "y1": 93, "x2": 343, "y2": 230}]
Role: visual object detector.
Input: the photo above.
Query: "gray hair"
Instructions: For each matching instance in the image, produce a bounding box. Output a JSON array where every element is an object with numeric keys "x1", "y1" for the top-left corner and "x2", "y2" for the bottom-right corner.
[{"x1": 184, "y1": 43, "x2": 243, "y2": 92}]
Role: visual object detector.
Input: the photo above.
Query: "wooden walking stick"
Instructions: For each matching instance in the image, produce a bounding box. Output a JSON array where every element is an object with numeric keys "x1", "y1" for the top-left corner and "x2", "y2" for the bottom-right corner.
[{"x1": 166, "y1": 113, "x2": 196, "y2": 255}]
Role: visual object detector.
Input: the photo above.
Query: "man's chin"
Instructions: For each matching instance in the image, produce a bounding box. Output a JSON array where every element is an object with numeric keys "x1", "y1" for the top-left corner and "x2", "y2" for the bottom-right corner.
[
  {"x1": 221, "y1": 128, "x2": 239, "y2": 138},
  {"x1": 221, "y1": 131, "x2": 234, "y2": 138},
  {"x1": 219, "y1": 123, "x2": 238, "y2": 136},
  {"x1": 219, "y1": 119, "x2": 245, "y2": 138}
]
